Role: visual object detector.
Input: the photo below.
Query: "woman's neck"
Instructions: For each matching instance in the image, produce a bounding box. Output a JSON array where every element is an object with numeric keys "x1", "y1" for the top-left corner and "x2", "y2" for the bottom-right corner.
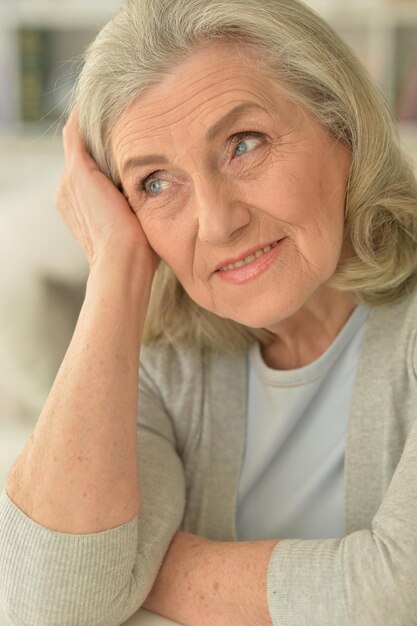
[{"x1": 260, "y1": 290, "x2": 359, "y2": 370}]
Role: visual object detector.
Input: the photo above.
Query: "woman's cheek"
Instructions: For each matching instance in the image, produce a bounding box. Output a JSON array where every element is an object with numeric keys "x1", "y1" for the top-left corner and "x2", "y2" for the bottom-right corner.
[{"x1": 135, "y1": 209, "x2": 177, "y2": 257}]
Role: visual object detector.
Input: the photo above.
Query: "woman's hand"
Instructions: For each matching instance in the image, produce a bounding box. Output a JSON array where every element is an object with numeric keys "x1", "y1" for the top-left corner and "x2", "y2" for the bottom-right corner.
[{"x1": 55, "y1": 107, "x2": 161, "y2": 273}]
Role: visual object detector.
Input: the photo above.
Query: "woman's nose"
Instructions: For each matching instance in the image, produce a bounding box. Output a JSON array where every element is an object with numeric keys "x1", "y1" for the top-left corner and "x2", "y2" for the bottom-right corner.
[{"x1": 193, "y1": 172, "x2": 251, "y2": 245}]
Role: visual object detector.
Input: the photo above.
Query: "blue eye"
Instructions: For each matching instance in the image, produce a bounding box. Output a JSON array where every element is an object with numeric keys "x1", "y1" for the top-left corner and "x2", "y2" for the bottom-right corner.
[
  {"x1": 231, "y1": 131, "x2": 263, "y2": 157},
  {"x1": 137, "y1": 131, "x2": 264, "y2": 197},
  {"x1": 137, "y1": 176, "x2": 169, "y2": 197},
  {"x1": 147, "y1": 179, "x2": 166, "y2": 195}
]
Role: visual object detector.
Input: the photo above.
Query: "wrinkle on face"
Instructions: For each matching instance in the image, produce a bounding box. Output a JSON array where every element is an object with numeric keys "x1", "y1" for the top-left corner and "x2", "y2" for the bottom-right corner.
[{"x1": 109, "y1": 41, "x2": 355, "y2": 356}]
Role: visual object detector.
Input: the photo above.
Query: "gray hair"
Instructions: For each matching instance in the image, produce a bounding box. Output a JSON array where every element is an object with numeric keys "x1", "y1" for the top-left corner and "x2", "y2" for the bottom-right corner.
[{"x1": 73, "y1": 0, "x2": 417, "y2": 354}]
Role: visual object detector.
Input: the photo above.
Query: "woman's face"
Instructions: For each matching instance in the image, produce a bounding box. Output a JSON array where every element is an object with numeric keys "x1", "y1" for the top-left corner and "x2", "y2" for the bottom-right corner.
[{"x1": 111, "y1": 42, "x2": 353, "y2": 329}]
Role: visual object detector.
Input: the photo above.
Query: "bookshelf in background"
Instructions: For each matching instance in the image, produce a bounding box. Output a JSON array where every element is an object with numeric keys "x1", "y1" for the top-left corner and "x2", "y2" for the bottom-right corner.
[
  {"x1": 0, "y1": 0, "x2": 416, "y2": 147},
  {"x1": 395, "y1": 24, "x2": 417, "y2": 122},
  {"x1": 0, "y1": 0, "x2": 113, "y2": 136},
  {"x1": 387, "y1": 0, "x2": 417, "y2": 124},
  {"x1": 19, "y1": 28, "x2": 49, "y2": 122},
  {"x1": 18, "y1": 27, "x2": 96, "y2": 129}
]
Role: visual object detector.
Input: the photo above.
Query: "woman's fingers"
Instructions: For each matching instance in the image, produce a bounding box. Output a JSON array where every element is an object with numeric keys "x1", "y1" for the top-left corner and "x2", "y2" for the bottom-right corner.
[
  {"x1": 54, "y1": 106, "x2": 161, "y2": 271},
  {"x1": 62, "y1": 107, "x2": 97, "y2": 171}
]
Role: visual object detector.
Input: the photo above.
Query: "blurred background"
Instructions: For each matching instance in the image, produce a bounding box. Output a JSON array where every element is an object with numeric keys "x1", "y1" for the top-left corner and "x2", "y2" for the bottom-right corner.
[{"x1": 1, "y1": 0, "x2": 417, "y2": 495}]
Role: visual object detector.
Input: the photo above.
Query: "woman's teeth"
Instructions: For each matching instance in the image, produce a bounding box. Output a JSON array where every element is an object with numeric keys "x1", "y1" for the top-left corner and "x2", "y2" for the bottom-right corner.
[{"x1": 219, "y1": 240, "x2": 279, "y2": 272}]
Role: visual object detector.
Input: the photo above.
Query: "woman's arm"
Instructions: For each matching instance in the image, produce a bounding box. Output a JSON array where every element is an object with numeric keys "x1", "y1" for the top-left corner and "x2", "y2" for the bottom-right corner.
[
  {"x1": 4, "y1": 109, "x2": 159, "y2": 534},
  {"x1": 5, "y1": 244, "x2": 154, "y2": 534},
  {"x1": 0, "y1": 371, "x2": 187, "y2": 626},
  {"x1": 143, "y1": 412, "x2": 417, "y2": 626},
  {"x1": 142, "y1": 530, "x2": 278, "y2": 626},
  {"x1": 0, "y1": 109, "x2": 186, "y2": 626}
]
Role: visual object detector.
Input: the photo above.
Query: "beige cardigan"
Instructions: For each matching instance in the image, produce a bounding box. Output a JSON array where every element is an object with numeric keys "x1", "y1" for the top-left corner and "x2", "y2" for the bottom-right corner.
[{"x1": 1, "y1": 286, "x2": 417, "y2": 625}]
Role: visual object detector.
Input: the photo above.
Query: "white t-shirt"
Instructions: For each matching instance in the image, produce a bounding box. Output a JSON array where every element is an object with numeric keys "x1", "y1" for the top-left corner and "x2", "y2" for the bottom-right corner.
[{"x1": 236, "y1": 304, "x2": 371, "y2": 541}]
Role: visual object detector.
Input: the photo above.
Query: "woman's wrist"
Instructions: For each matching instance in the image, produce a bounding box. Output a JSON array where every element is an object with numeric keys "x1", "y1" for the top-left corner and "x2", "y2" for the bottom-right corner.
[{"x1": 87, "y1": 242, "x2": 157, "y2": 296}]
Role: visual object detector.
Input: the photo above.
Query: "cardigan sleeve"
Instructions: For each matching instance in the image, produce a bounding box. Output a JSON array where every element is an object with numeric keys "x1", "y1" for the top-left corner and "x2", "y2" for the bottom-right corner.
[
  {"x1": 266, "y1": 413, "x2": 417, "y2": 626},
  {"x1": 0, "y1": 355, "x2": 186, "y2": 626}
]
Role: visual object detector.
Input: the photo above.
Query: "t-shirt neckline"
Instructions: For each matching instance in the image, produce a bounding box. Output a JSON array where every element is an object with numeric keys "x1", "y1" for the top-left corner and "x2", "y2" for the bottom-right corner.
[{"x1": 250, "y1": 304, "x2": 371, "y2": 386}]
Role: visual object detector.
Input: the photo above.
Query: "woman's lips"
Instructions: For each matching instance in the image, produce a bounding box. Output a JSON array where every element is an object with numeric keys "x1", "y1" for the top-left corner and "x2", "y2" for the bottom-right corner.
[
  {"x1": 215, "y1": 237, "x2": 285, "y2": 285},
  {"x1": 213, "y1": 238, "x2": 283, "y2": 273}
]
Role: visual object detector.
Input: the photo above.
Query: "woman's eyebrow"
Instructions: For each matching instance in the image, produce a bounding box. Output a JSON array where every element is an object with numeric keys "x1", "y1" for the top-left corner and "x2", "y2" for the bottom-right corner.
[{"x1": 120, "y1": 102, "x2": 267, "y2": 176}]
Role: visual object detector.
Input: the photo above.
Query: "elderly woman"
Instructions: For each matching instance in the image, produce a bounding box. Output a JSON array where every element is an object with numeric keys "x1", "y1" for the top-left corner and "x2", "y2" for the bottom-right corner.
[{"x1": 1, "y1": 0, "x2": 417, "y2": 624}]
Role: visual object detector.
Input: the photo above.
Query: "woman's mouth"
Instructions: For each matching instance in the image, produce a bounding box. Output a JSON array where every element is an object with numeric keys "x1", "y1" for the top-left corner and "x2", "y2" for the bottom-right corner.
[{"x1": 214, "y1": 238, "x2": 285, "y2": 285}]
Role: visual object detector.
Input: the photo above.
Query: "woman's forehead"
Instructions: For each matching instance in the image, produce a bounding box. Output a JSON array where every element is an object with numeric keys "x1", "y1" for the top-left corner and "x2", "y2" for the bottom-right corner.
[
  {"x1": 111, "y1": 70, "x2": 296, "y2": 164},
  {"x1": 114, "y1": 41, "x2": 286, "y2": 123}
]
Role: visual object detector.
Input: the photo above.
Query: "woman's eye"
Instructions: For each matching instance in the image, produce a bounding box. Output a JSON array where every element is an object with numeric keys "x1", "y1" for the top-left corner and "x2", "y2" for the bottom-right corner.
[
  {"x1": 230, "y1": 131, "x2": 264, "y2": 158},
  {"x1": 136, "y1": 172, "x2": 171, "y2": 198},
  {"x1": 138, "y1": 177, "x2": 169, "y2": 197},
  {"x1": 136, "y1": 131, "x2": 264, "y2": 198}
]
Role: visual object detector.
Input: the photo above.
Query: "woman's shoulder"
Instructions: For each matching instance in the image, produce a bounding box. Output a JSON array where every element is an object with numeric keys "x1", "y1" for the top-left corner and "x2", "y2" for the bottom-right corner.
[
  {"x1": 139, "y1": 340, "x2": 247, "y2": 399},
  {"x1": 140, "y1": 340, "x2": 247, "y2": 370},
  {"x1": 368, "y1": 282, "x2": 417, "y2": 329},
  {"x1": 139, "y1": 341, "x2": 198, "y2": 382},
  {"x1": 364, "y1": 283, "x2": 417, "y2": 377}
]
